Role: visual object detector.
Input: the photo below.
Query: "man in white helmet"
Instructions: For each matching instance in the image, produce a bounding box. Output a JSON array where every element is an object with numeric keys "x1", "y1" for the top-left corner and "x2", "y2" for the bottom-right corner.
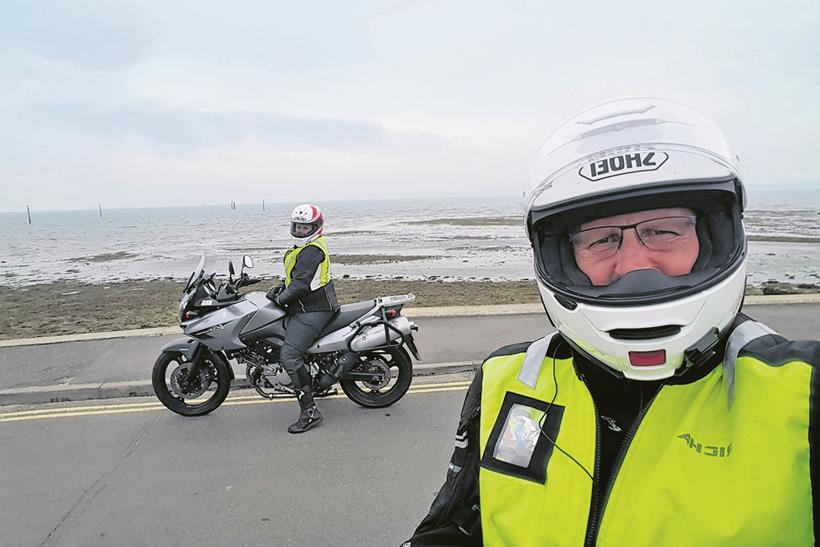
[
  {"x1": 405, "y1": 98, "x2": 818, "y2": 545},
  {"x1": 267, "y1": 203, "x2": 339, "y2": 433}
]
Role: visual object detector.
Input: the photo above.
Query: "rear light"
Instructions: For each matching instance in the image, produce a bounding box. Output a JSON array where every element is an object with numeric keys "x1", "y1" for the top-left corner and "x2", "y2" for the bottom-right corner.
[
  {"x1": 384, "y1": 307, "x2": 399, "y2": 319},
  {"x1": 628, "y1": 350, "x2": 666, "y2": 367}
]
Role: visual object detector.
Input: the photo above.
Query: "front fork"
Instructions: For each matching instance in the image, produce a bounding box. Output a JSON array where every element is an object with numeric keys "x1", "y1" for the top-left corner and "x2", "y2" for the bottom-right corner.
[
  {"x1": 185, "y1": 344, "x2": 207, "y2": 375},
  {"x1": 182, "y1": 344, "x2": 234, "y2": 386}
]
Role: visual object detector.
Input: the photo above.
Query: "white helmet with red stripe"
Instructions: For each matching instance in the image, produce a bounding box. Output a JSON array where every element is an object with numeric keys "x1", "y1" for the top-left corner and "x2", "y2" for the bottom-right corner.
[
  {"x1": 290, "y1": 204, "x2": 324, "y2": 245},
  {"x1": 525, "y1": 98, "x2": 747, "y2": 381}
]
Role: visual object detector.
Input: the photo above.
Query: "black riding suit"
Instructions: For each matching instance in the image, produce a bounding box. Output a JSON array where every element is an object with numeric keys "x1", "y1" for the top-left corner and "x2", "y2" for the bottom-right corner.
[{"x1": 275, "y1": 244, "x2": 339, "y2": 391}]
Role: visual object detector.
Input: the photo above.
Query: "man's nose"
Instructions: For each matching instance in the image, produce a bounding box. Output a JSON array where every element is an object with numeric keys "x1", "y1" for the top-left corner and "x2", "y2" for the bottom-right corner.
[{"x1": 612, "y1": 230, "x2": 655, "y2": 278}]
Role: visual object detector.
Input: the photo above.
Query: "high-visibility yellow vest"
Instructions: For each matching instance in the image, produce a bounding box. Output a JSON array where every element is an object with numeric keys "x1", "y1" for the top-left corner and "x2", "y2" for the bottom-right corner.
[
  {"x1": 283, "y1": 236, "x2": 332, "y2": 290},
  {"x1": 478, "y1": 332, "x2": 814, "y2": 546}
]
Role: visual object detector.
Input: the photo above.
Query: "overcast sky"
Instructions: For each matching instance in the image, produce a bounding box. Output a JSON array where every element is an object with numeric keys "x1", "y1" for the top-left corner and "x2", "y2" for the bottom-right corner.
[{"x1": 1, "y1": 0, "x2": 819, "y2": 212}]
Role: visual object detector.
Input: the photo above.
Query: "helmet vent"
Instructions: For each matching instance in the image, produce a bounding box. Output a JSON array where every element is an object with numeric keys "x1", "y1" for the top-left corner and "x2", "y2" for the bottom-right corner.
[{"x1": 609, "y1": 325, "x2": 681, "y2": 340}]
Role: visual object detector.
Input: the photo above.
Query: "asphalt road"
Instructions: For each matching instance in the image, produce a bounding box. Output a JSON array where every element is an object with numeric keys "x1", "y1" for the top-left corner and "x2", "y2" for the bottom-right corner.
[
  {"x1": 1, "y1": 304, "x2": 819, "y2": 545},
  {"x1": 2, "y1": 303, "x2": 819, "y2": 392},
  {"x1": 0, "y1": 374, "x2": 472, "y2": 547}
]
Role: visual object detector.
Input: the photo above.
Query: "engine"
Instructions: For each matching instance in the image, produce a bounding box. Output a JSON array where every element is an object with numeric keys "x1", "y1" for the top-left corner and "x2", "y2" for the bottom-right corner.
[
  {"x1": 238, "y1": 339, "x2": 280, "y2": 366},
  {"x1": 237, "y1": 340, "x2": 293, "y2": 398}
]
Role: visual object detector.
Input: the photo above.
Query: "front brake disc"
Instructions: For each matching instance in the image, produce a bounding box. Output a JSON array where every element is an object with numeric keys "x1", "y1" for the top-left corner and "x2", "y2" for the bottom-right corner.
[{"x1": 170, "y1": 364, "x2": 210, "y2": 398}]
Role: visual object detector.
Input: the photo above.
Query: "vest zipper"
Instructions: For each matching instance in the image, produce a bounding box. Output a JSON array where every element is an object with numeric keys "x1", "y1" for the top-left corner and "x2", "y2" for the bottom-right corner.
[
  {"x1": 583, "y1": 387, "x2": 661, "y2": 546},
  {"x1": 582, "y1": 374, "x2": 603, "y2": 547}
]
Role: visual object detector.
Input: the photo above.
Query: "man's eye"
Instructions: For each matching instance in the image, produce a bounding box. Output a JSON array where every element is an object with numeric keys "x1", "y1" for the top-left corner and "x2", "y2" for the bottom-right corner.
[
  {"x1": 588, "y1": 234, "x2": 619, "y2": 248},
  {"x1": 643, "y1": 228, "x2": 679, "y2": 238}
]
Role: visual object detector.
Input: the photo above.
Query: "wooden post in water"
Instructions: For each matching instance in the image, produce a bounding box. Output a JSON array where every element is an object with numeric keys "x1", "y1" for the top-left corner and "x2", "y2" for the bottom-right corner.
[
  {"x1": 98, "y1": 204, "x2": 103, "y2": 217},
  {"x1": 262, "y1": 200, "x2": 265, "y2": 211},
  {"x1": 26, "y1": 205, "x2": 31, "y2": 224}
]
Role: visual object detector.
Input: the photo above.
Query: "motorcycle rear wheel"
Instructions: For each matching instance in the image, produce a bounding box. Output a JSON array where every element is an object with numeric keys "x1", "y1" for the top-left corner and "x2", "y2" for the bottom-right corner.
[
  {"x1": 152, "y1": 350, "x2": 231, "y2": 416},
  {"x1": 339, "y1": 347, "x2": 412, "y2": 408}
]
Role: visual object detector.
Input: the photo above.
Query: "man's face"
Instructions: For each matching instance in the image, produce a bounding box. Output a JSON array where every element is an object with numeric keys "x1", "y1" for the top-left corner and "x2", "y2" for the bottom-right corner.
[
  {"x1": 293, "y1": 222, "x2": 313, "y2": 236},
  {"x1": 571, "y1": 207, "x2": 699, "y2": 286}
]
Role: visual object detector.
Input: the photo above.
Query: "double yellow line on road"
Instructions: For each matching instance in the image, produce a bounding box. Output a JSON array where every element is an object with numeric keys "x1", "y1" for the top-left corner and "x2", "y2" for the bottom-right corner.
[{"x1": 0, "y1": 381, "x2": 471, "y2": 423}]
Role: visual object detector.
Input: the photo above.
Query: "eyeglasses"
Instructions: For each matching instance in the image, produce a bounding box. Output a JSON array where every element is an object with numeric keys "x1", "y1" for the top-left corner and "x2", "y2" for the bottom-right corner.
[{"x1": 569, "y1": 216, "x2": 697, "y2": 259}]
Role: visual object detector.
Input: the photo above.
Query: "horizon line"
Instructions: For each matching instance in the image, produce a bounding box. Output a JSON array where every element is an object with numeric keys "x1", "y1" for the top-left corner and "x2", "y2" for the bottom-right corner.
[
  {"x1": 0, "y1": 193, "x2": 526, "y2": 215},
  {"x1": 3, "y1": 182, "x2": 820, "y2": 214}
]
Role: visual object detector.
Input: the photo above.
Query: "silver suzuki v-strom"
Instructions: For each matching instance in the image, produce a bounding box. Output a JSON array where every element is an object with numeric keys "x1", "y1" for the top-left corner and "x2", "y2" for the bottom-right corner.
[{"x1": 152, "y1": 254, "x2": 421, "y2": 416}]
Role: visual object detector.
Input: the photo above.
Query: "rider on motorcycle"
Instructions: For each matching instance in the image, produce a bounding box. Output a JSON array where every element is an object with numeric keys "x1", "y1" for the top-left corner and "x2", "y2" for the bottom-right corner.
[{"x1": 267, "y1": 204, "x2": 339, "y2": 433}]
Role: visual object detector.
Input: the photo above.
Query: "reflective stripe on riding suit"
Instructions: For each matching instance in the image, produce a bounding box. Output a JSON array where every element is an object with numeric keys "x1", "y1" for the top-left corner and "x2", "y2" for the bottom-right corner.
[
  {"x1": 285, "y1": 236, "x2": 331, "y2": 290},
  {"x1": 477, "y1": 325, "x2": 815, "y2": 546}
]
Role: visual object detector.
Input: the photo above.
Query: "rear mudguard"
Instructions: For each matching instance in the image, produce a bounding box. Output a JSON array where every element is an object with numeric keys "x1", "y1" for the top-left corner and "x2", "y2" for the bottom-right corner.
[
  {"x1": 159, "y1": 337, "x2": 234, "y2": 381},
  {"x1": 404, "y1": 334, "x2": 422, "y2": 361}
]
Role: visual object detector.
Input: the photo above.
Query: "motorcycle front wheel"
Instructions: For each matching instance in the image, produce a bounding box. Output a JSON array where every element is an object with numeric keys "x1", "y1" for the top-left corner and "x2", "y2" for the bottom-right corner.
[
  {"x1": 152, "y1": 350, "x2": 231, "y2": 416},
  {"x1": 339, "y1": 347, "x2": 413, "y2": 408}
]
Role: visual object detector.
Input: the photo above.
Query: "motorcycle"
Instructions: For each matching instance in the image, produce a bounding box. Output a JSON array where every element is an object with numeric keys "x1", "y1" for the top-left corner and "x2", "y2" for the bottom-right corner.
[{"x1": 152, "y1": 254, "x2": 421, "y2": 416}]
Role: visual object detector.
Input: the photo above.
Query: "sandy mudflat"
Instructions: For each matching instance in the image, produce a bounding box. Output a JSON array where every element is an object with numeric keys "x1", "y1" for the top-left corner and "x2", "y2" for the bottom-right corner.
[
  {"x1": 402, "y1": 216, "x2": 520, "y2": 226},
  {"x1": 333, "y1": 254, "x2": 441, "y2": 265},
  {"x1": 0, "y1": 278, "x2": 539, "y2": 340},
  {"x1": 1, "y1": 278, "x2": 817, "y2": 340}
]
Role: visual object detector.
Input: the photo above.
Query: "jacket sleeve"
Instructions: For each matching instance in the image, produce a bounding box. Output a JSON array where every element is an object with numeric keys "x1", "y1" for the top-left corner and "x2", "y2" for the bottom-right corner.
[
  {"x1": 405, "y1": 368, "x2": 484, "y2": 546},
  {"x1": 277, "y1": 245, "x2": 325, "y2": 307}
]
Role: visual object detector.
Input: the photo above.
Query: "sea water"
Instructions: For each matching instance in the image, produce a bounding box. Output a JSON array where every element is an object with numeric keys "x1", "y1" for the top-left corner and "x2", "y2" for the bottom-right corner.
[{"x1": 1, "y1": 191, "x2": 818, "y2": 287}]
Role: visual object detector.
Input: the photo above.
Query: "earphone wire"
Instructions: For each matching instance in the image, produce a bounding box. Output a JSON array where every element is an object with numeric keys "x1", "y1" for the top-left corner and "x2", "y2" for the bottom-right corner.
[{"x1": 537, "y1": 338, "x2": 594, "y2": 481}]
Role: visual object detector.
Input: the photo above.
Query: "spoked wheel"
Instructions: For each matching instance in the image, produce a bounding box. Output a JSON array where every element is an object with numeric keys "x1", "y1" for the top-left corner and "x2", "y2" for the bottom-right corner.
[
  {"x1": 152, "y1": 350, "x2": 231, "y2": 416},
  {"x1": 339, "y1": 347, "x2": 413, "y2": 408}
]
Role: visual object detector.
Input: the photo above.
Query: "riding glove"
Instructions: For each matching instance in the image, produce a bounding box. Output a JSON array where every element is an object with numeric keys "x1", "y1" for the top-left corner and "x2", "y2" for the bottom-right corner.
[{"x1": 266, "y1": 284, "x2": 285, "y2": 302}]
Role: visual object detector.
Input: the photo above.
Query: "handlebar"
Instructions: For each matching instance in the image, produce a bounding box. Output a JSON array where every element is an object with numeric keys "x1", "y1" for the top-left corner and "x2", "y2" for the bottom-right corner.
[{"x1": 234, "y1": 275, "x2": 261, "y2": 290}]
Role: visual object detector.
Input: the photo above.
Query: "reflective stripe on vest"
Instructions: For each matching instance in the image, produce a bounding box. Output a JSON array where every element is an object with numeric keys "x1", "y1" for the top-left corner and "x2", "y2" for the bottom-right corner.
[
  {"x1": 283, "y1": 236, "x2": 331, "y2": 290},
  {"x1": 479, "y1": 340, "x2": 813, "y2": 546},
  {"x1": 723, "y1": 320, "x2": 778, "y2": 408}
]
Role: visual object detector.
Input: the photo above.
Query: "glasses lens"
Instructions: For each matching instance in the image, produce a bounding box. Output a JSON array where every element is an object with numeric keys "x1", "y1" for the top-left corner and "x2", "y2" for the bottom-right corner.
[
  {"x1": 637, "y1": 216, "x2": 696, "y2": 250},
  {"x1": 570, "y1": 227, "x2": 623, "y2": 258}
]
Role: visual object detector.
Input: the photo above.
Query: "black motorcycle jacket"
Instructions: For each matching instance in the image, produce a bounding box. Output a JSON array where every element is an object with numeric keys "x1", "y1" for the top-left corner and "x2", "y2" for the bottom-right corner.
[{"x1": 276, "y1": 244, "x2": 339, "y2": 313}]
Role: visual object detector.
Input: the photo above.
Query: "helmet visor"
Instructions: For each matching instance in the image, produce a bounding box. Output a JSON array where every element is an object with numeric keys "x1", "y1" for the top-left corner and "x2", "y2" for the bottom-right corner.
[
  {"x1": 529, "y1": 181, "x2": 746, "y2": 304},
  {"x1": 291, "y1": 221, "x2": 320, "y2": 239}
]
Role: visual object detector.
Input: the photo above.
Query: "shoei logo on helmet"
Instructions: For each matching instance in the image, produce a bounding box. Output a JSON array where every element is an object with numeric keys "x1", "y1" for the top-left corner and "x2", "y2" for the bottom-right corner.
[{"x1": 579, "y1": 151, "x2": 669, "y2": 182}]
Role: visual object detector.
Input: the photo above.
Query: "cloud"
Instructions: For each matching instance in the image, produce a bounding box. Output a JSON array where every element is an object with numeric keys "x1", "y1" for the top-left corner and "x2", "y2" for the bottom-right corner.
[
  {"x1": 24, "y1": 99, "x2": 448, "y2": 151},
  {"x1": 1, "y1": 0, "x2": 819, "y2": 213},
  {"x1": 0, "y1": 0, "x2": 148, "y2": 69}
]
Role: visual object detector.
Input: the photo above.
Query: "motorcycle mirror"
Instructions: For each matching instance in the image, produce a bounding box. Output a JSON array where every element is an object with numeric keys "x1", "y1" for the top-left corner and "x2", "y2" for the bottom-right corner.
[
  {"x1": 228, "y1": 260, "x2": 235, "y2": 278},
  {"x1": 243, "y1": 255, "x2": 254, "y2": 269}
]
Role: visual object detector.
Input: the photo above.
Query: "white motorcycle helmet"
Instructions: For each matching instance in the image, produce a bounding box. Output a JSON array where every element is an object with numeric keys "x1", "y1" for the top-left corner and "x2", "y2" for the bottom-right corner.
[
  {"x1": 290, "y1": 203, "x2": 324, "y2": 245},
  {"x1": 525, "y1": 98, "x2": 747, "y2": 381}
]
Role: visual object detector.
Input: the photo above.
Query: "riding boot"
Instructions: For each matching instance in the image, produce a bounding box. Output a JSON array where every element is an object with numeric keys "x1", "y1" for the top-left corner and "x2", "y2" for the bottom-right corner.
[
  {"x1": 286, "y1": 367, "x2": 322, "y2": 433},
  {"x1": 288, "y1": 387, "x2": 323, "y2": 433}
]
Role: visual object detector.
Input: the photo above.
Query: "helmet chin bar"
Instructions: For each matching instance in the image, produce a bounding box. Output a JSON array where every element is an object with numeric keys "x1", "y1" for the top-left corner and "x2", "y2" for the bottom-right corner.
[
  {"x1": 536, "y1": 264, "x2": 747, "y2": 382},
  {"x1": 561, "y1": 325, "x2": 723, "y2": 381}
]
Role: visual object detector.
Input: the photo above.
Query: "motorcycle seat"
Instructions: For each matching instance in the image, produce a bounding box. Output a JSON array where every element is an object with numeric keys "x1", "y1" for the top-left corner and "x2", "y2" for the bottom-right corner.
[{"x1": 319, "y1": 300, "x2": 376, "y2": 337}]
